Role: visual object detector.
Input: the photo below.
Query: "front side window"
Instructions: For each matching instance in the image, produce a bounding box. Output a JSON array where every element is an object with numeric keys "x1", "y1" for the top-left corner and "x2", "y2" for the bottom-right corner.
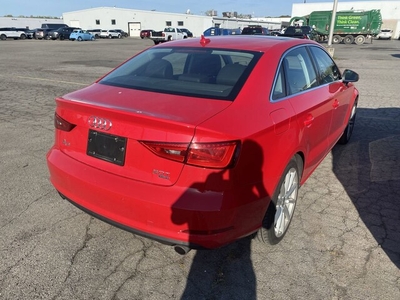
[
  {"x1": 282, "y1": 46, "x2": 318, "y2": 96},
  {"x1": 309, "y1": 46, "x2": 341, "y2": 84},
  {"x1": 99, "y1": 47, "x2": 262, "y2": 100}
]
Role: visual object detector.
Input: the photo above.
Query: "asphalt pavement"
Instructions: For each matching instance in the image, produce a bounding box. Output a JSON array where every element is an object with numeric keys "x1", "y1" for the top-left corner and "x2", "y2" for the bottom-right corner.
[{"x1": 0, "y1": 37, "x2": 399, "y2": 300}]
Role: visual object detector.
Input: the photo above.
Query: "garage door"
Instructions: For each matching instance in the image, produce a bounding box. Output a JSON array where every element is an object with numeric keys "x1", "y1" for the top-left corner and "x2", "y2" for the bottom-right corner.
[{"x1": 129, "y1": 22, "x2": 141, "y2": 37}]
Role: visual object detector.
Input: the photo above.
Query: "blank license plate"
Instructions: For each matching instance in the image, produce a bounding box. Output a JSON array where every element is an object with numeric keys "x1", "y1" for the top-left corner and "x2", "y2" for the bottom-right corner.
[{"x1": 87, "y1": 130, "x2": 127, "y2": 166}]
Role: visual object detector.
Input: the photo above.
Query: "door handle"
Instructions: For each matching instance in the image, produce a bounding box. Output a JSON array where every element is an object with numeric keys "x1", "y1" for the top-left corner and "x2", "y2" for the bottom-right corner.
[
  {"x1": 304, "y1": 114, "x2": 314, "y2": 127},
  {"x1": 332, "y1": 99, "x2": 339, "y2": 109}
]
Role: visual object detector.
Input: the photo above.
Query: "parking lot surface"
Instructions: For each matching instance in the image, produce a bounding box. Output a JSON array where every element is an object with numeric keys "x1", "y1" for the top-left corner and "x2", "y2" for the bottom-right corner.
[{"x1": 0, "y1": 38, "x2": 399, "y2": 300}]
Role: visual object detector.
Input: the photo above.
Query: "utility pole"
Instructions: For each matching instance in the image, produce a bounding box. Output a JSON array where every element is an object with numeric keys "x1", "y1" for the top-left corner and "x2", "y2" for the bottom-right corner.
[
  {"x1": 326, "y1": 0, "x2": 339, "y2": 56},
  {"x1": 327, "y1": 0, "x2": 339, "y2": 46}
]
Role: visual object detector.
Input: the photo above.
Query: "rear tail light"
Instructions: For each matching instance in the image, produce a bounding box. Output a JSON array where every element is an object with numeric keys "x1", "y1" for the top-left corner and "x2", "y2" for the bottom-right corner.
[
  {"x1": 140, "y1": 140, "x2": 239, "y2": 168},
  {"x1": 54, "y1": 113, "x2": 76, "y2": 132}
]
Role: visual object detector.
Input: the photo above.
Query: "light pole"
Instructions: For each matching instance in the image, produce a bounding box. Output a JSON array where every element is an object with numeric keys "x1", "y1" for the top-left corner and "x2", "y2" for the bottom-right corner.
[
  {"x1": 326, "y1": 0, "x2": 339, "y2": 56},
  {"x1": 327, "y1": 0, "x2": 339, "y2": 46}
]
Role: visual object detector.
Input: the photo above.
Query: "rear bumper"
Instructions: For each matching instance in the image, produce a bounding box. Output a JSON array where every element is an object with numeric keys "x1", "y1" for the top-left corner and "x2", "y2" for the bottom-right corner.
[{"x1": 47, "y1": 148, "x2": 263, "y2": 249}]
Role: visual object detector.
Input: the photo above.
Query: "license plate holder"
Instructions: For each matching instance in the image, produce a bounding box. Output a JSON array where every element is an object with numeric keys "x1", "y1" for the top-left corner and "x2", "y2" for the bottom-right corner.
[{"x1": 87, "y1": 130, "x2": 127, "y2": 166}]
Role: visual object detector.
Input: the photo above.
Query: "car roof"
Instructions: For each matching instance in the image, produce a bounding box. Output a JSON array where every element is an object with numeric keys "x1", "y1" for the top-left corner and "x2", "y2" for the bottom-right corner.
[{"x1": 156, "y1": 35, "x2": 319, "y2": 52}]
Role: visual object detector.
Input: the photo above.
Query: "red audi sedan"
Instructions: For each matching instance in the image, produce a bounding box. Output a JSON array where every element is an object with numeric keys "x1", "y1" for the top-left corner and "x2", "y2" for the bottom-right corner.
[{"x1": 47, "y1": 35, "x2": 359, "y2": 254}]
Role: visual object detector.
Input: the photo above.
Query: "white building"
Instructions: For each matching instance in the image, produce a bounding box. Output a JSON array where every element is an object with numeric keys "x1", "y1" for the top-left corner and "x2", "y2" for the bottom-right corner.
[{"x1": 61, "y1": 7, "x2": 280, "y2": 38}]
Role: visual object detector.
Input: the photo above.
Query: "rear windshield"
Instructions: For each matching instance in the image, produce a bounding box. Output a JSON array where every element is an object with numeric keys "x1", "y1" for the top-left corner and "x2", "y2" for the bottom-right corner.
[{"x1": 99, "y1": 47, "x2": 261, "y2": 100}]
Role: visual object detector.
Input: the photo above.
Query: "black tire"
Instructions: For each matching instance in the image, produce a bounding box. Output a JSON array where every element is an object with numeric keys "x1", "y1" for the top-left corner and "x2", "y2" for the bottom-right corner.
[
  {"x1": 337, "y1": 100, "x2": 357, "y2": 145},
  {"x1": 154, "y1": 41, "x2": 160, "y2": 45},
  {"x1": 354, "y1": 35, "x2": 366, "y2": 45},
  {"x1": 168, "y1": 36, "x2": 172, "y2": 41},
  {"x1": 257, "y1": 155, "x2": 301, "y2": 245},
  {"x1": 343, "y1": 35, "x2": 354, "y2": 44},
  {"x1": 0, "y1": 34, "x2": 6, "y2": 40},
  {"x1": 77, "y1": 36, "x2": 83, "y2": 41},
  {"x1": 332, "y1": 35, "x2": 341, "y2": 44},
  {"x1": 20, "y1": 34, "x2": 26, "y2": 40}
]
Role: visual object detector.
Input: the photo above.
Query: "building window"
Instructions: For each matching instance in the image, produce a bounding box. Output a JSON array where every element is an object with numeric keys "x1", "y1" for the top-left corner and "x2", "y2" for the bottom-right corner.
[
  {"x1": 177, "y1": 21, "x2": 184, "y2": 26},
  {"x1": 166, "y1": 21, "x2": 172, "y2": 26},
  {"x1": 111, "y1": 19, "x2": 116, "y2": 25},
  {"x1": 96, "y1": 19, "x2": 100, "y2": 25}
]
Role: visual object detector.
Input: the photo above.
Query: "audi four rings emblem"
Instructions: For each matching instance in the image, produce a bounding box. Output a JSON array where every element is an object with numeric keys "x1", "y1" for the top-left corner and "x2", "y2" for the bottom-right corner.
[{"x1": 88, "y1": 116, "x2": 112, "y2": 131}]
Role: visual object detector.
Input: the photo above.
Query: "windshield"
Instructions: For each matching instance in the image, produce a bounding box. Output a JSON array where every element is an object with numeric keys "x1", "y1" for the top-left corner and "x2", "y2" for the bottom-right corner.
[{"x1": 99, "y1": 47, "x2": 261, "y2": 100}]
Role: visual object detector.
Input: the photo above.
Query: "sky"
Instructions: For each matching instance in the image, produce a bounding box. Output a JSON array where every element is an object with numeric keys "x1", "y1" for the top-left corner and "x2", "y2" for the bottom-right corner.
[{"x1": 1, "y1": 0, "x2": 378, "y2": 18}]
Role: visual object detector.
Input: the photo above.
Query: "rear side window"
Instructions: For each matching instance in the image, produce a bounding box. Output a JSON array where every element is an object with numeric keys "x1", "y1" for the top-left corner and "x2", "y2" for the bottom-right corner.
[
  {"x1": 272, "y1": 46, "x2": 318, "y2": 100},
  {"x1": 99, "y1": 47, "x2": 262, "y2": 100}
]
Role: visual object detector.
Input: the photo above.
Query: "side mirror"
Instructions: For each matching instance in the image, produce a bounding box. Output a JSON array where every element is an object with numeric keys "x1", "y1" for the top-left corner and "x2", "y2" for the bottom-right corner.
[{"x1": 342, "y1": 69, "x2": 359, "y2": 84}]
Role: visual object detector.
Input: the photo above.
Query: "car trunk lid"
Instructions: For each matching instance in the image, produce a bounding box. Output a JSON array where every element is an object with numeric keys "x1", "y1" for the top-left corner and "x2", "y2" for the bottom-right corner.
[{"x1": 54, "y1": 83, "x2": 231, "y2": 186}]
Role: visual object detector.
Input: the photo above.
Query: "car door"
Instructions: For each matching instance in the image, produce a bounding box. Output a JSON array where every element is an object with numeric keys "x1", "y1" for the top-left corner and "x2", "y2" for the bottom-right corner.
[
  {"x1": 308, "y1": 46, "x2": 355, "y2": 149},
  {"x1": 281, "y1": 46, "x2": 333, "y2": 178}
]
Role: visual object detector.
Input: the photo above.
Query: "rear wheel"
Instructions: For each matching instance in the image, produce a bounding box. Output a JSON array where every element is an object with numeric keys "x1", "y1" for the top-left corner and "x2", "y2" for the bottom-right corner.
[
  {"x1": 0, "y1": 34, "x2": 7, "y2": 40},
  {"x1": 343, "y1": 35, "x2": 354, "y2": 44},
  {"x1": 20, "y1": 34, "x2": 26, "y2": 40},
  {"x1": 354, "y1": 35, "x2": 366, "y2": 45},
  {"x1": 332, "y1": 35, "x2": 341, "y2": 44},
  {"x1": 77, "y1": 36, "x2": 83, "y2": 41},
  {"x1": 257, "y1": 155, "x2": 301, "y2": 245},
  {"x1": 338, "y1": 100, "x2": 357, "y2": 145}
]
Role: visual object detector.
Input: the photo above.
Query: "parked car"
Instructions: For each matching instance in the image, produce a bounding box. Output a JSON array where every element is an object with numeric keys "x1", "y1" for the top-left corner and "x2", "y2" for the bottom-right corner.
[
  {"x1": 150, "y1": 27, "x2": 187, "y2": 44},
  {"x1": 241, "y1": 25, "x2": 269, "y2": 35},
  {"x1": 269, "y1": 30, "x2": 282, "y2": 36},
  {"x1": 69, "y1": 29, "x2": 95, "y2": 41},
  {"x1": 203, "y1": 27, "x2": 241, "y2": 36},
  {"x1": 0, "y1": 27, "x2": 27, "y2": 40},
  {"x1": 376, "y1": 29, "x2": 393, "y2": 40},
  {"x1": 108, "y1": 29, "x2": 123, "y2": 38},
  {"x1": 99, "y1": 30, "x2": 109, "y2": 38},
  {"x1": 99, "y1": 29, "x2": 121, "y2": 38},
  {"x1": 179, "y1": 28, "x2": 193, "y2": 37},
  {"x1": 48, "y1": 27, "x2": 80, "y2": 40},
  {"x1": 140, "y1": 29, "x2": 154, "y2": 39},
  {"x1": 280, "y1": 25, "x2": 318, "y2": 41},
  {"x1": 114, "y1": 29, "x2": 128, "y2": 37},
  {"x1": 25, "y1": 28, "x2": 36, "y2": 39},
  {"x1": 47, "y1": 35, "x2": 359, "y2": 254},
  {"x1": 34, "y1": 23, "x2": 68, "y2": 40},
  {"x1": 87, "y1": 29, "x2": 102, "y2": 39}
]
